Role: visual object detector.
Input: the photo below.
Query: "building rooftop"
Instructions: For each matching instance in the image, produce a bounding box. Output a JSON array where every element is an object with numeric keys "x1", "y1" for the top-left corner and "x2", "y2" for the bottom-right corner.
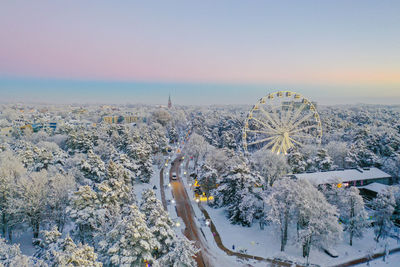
[
  {"x1": 294, "y1": 167, "x2": 391, "y2": 185},
  {"x1": 359, "y1": 182, "x2": 390, "y2": 195}
]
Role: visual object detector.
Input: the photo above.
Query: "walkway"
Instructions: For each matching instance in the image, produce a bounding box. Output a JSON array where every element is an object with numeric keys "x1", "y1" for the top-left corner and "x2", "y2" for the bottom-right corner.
[{"x1": 330, "y1": 247, "x2": 400, "y2": 267}]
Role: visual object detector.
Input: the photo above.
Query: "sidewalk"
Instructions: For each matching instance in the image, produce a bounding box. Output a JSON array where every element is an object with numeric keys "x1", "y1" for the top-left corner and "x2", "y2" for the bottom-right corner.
[{"x1": 330, "y1": 247, "x2": 400, "y2": 267}]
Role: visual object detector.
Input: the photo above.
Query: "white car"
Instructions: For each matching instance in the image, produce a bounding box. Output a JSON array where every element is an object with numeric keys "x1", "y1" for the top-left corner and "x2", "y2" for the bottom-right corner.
[{"x1": 172, "y1": 173, "x2": 177, "y2": 180}]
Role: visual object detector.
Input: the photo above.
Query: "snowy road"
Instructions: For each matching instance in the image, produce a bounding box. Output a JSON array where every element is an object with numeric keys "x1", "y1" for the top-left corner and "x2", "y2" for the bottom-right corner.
[{"x1": 169, "y1": 155, "x2": 209, "y2": 267}]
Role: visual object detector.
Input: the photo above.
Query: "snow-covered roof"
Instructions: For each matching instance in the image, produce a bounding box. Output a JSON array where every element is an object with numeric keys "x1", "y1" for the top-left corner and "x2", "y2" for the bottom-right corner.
[
  {"x1": 359, "y1": 182, "x2": 390, "y2": 194},
  {"x1": 294, "y1": 167, "x2": 391, "y2": 185}
]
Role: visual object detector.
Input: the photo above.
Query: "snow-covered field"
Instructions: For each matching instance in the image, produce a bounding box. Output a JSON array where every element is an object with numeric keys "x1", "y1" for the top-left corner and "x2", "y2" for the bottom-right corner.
[{"x1": 204, "y1": 205, "x2": 400, "y2": 266}]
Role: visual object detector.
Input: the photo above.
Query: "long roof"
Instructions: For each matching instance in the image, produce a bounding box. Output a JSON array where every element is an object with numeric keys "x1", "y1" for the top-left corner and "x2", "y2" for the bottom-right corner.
[
  {"x1": 294, "y1": 167, "x2": 391, "y2": 185},
  {"x1": 359, "y1": 182, "x2": 390, "y2": 194}
]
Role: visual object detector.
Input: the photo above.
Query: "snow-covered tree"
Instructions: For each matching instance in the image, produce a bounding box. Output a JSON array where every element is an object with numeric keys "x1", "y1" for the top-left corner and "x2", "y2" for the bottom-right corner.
[
  {"x1": 295, "y1": 180, "x2": 342, "y2": 261},
  {"x1": 152, "y1": 110, "x2": 172, "y2": 126},
  {"x1": 185, "y1": 133, "x2": 209, "y2": 170},
  {"x1": 8, "y1": 170, "x2": 49, "y2": 238},
  {"x1": 286, "y1": 148, "x2": 307, "y2": 174},
  {"x1": 47, "y1": 168, "x2": 76, "y2": 232},
  {"x1": 313, "y1": 148, "x2": 334, "y2": 171},
  {"x1": 99, "y1": 204, "x2": 158, "y2": 266},
  {"x1": 80, "y1": 150, "x2": 106, "y2": 183},
  {"x1": 251, "y1": 149, "x2": 290, "y2": 186},
  {"x1": 342, "y1": 187, "x2": 369, "y2": 246},
  {"x1": 66, "y1": 130, "x2": 95, "y2": 154},
  {"x1": 158, "y1": 237, "x2": 198, "y2": 267},
  {"x1": 141, "y1": 189, "x2": 176, "y2": 258},
  {"x1": 325, "y1": 141, "x2": 349, "y2": 169},
  {"x1": 126, "y1": 142, "x2": 153, "y2": 183},
  {"x1": 265, "y1": 178, "x2": 298, "y2": 251},
  {"x1": 204, "y1": 147, "x2": 232, "y2": 176},
  {"x1": 68, "y1": 185, "x2": 101, "y2": 244},
  {"x1": 0, "y1": 152, "x2": 26, "y2": 240},
  {"x1": 213, "y1": 164, "x2": 263, "y2": 226},
  {"x1": 371, "y1": 187, "x2": 397, "y2": 242},
  {"x1": 197, "y1": 164, "x2": 218, "y2": 198},
  {"x1": 0, "y1": 238, "x2": 44, "y2": 267},
  {"x1": 35, "y1": 226, "x2": 102, "y2": 267}
]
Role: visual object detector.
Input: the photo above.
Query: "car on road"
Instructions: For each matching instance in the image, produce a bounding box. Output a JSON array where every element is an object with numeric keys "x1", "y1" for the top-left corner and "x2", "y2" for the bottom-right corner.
[{"x1": 172, "y1": 173, "x2": 177, "y2": 180}]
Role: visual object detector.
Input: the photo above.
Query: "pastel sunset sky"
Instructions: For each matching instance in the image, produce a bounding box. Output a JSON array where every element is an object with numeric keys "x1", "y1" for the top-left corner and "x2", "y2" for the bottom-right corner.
[{"x1": 0, "y1": 0, "x2": 399, "y2": 105}]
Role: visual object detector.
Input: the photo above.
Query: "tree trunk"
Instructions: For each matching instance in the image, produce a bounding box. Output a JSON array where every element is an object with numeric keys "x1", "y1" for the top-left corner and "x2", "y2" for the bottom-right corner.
[
  {"x1": 302, "y1": 237, "x2": 311, "y2": 259},
  {"x1": 1, "y1": 212, "x2": 6, "y2": 237},
  {"x1": 281, "y1": 212, "x2": 289, "y2": 251},
  {"x1": 350, "y1": 201, "x2": 354, "y2": 246},
  {"x1": 280, "y1": 228, "x2": 285, "y2": 252},
  {"x1": 33, "y1": 220, "x2": 40, "y2": 239},
  {"x1": 8, "y1": 227, "x2": 12, "y2": 242},
  {"x1": 350, "y1": 230, "x2": 353, "y2": 246}
]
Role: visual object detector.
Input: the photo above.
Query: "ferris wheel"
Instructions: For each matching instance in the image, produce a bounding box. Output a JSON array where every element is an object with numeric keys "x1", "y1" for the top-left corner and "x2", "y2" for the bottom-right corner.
[{"x1": 242, "y1": 91, "x2": 322, "y2": 154}]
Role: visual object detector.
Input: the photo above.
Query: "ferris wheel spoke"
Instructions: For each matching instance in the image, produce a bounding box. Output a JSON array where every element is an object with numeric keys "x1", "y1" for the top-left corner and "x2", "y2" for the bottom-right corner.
[
  {"x1": 282, "y1": 102, "x2": 295, "y2": 126},
  {"x1": 288, "y1": 136, "x2": 303, "y2": 147},
  {"x1": 258, "y1": 105, "x2": 280, "y2": 129},
  {"x1": 291, "y1": 133, "x2": 316, "y2": 140},
  {"x1": 289, "y1": 112, "x2": 315, "y2": 132},
  {"x1": 287, "y1": 101, "x2": 308, "y2": 127},
  {"x1": 247, "y1": 135, "x2": 278, "y2": 146},
  {"x1": 246, "y1": 129, "x2": 276, "y2": 135},
  {"x1": 271, "y1": 136, "x2": 282, "y2": 153},
  {"x1": 282, "y1": 135, "x2": 293, "y2": 154},
  {"x1": 289, "y1": 124, "x2": 317, "y2": 134},
  {"x1": 250, "y1": 117, "x2": 279, "y2": 134},
  {"x1": 271, "y1": 105, "x2": 282, "y2": 128}
]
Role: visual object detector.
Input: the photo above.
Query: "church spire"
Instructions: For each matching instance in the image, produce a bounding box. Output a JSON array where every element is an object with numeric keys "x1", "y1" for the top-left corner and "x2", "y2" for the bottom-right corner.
[{"x1": 168, "y1": 94, "x2": 172, "y2": 108}]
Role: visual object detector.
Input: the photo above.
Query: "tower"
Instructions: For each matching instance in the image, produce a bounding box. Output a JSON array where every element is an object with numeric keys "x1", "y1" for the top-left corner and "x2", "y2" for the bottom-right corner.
[{"x1": 168, "y1": 94, "x2": 172, "y2": 108}]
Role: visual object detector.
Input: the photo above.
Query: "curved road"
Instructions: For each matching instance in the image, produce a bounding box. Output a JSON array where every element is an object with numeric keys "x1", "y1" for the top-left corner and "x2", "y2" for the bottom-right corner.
[
  {"x1": 165, "y1": 155, "x2": 300, "y2": 267},
  {"x1": 168, "y1": 156, "x2": 209, "y2": 267}
]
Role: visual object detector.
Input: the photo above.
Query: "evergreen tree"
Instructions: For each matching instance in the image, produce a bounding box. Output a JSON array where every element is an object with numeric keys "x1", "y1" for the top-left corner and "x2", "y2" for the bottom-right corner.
[
  {"x1": 287, "y1": 148, "x2": 307, "y2": 174},
  {"x1": 35, "y1": 226, "x2": 102, "y2": 267},
  {"x1": 313, "y1": 148, "x2": 334, "y2": 171},
  {"x1": 68, "y1": 185, "x2": 101, "y2": 244},
  {"x1": 80, "y1": 150, "x2": 106, "y2": 182},
  {"x1": 197, "y1": 164, "x2": 218, "y2": 199},
  {"x1": 158, "y1": 237, "x2": 198, "y2": 267},
  {"x1": 140, "y1": 190, "x2": 176, "y2": 258},
  {"x1": 0, "y1": 238, "x2": 44, "y2": 267},
  {"x1": 100, "y1": 205, "x2": 159, "y2": 267},
  {"x1": 214, "y1": 164, "x2": 263, "y2": 226}
]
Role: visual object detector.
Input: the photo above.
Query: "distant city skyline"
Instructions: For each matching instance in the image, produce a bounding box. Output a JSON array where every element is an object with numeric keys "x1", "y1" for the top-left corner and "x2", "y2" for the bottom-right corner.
[{"x1": 0, "y1": 1, "x2": 399, "y2": 105}]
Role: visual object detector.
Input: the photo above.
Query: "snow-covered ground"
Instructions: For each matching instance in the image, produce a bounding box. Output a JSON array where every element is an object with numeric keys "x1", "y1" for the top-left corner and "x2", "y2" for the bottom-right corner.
[
  {"x1": 204, "y1": 204, "x2": 400, "y2": 266},
  {"x1": 179, "y1": 158, "x2": 264, "y2": 267},
  {"x1": 357, "y1": 252, "x2": 400, "y2": 267}
]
